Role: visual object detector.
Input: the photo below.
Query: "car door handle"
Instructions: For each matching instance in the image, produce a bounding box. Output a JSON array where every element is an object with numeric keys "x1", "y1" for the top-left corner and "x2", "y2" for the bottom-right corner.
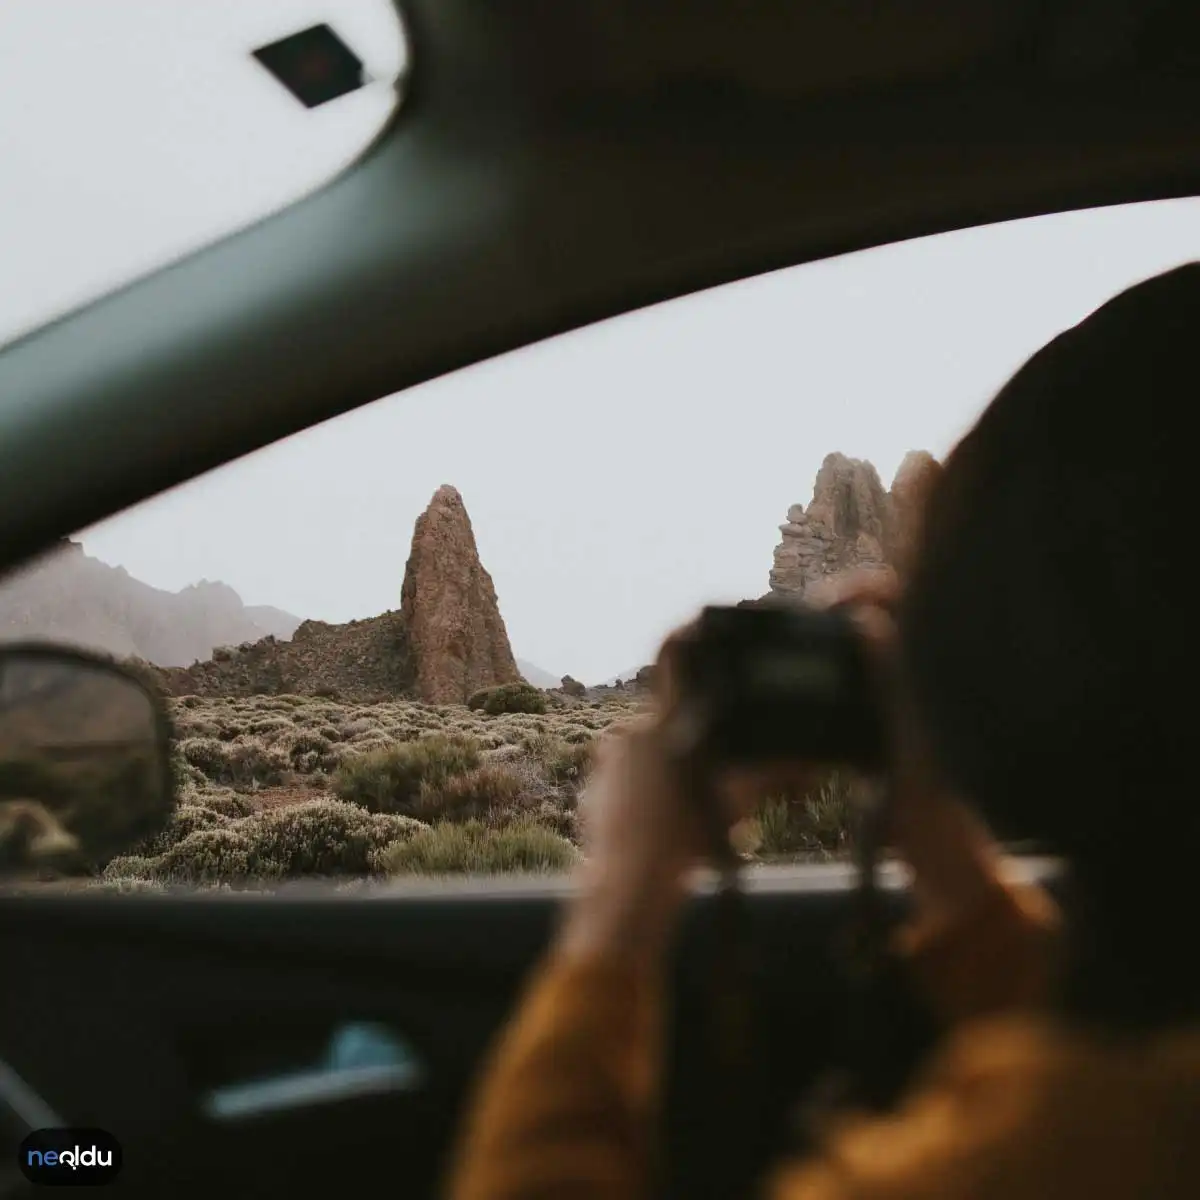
[
  {"x1": 199, "y1": 1022, "x2": 423, "y2": 1123},
  {"x1": 201, "y1": 1060, "x2": 423, "y2": 1122}
]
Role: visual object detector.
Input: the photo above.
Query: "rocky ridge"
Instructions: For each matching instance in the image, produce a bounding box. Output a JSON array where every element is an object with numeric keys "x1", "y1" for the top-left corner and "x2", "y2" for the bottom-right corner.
[{"x1": 151, "y1": 612, "x2": 413, "y2": 703}]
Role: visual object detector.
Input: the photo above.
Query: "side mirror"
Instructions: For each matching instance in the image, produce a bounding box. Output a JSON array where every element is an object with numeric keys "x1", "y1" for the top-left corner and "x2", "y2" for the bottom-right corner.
[{"x1": 0, "y1": 644, "x2": 174, "y2": 879}]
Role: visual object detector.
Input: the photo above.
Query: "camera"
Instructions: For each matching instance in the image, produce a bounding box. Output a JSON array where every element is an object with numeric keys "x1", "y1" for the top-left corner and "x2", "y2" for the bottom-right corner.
[{"x1": 669, "y1": 603, "x2": 887, "y2": 771}]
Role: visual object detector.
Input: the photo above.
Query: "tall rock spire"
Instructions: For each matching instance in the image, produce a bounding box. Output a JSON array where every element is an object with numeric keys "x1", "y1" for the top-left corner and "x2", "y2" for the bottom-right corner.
[{"x1": 400, "y1": 485, "x2": 521, "y2": 704}]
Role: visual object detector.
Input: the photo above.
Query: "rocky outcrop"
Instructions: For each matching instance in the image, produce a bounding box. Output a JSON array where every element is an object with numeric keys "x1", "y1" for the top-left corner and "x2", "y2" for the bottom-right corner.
[
  {"x1": 547, "y1": 665, "x2": 654, "y2": 705},
  {"x1": 768, "y1": 451, "x2": 941, "y2": 602},
  {"x1": 157, "y1": 612, "x2": 413, "y2": 702},
  {"x1": 0, "y1": 540, "x2": 302, "y2": 666},
  {"x1": 560, "y1": 675, "x2": 587, "y2": 698},
  {"x1": 400, "y1": 486, "x2": 522, "y2": 705}
]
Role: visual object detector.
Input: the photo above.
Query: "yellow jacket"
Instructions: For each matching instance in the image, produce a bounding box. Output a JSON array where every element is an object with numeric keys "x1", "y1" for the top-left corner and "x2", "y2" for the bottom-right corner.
[{"x1": 448, "y1": 871, "x2": 1200, "y2": 1197}]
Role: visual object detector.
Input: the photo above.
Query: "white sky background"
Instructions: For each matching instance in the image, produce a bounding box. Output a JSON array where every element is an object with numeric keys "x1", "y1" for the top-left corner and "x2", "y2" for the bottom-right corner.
[{"x1": 6, "y1": 7, "x2": 1200, "y2": 684}]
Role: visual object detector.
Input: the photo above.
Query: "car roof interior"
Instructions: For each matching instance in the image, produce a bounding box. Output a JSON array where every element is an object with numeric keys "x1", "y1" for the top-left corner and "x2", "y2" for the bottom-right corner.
[{"x1": 3, "y1": 0, "x2": 1200, "y2": 575}]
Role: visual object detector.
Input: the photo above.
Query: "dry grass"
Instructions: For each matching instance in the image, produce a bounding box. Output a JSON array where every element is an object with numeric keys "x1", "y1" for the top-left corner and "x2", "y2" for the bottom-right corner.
[
  {"x1": 94, "y1": 690, "x2": 854, "y2": 888},
  {"x1": 95, "y1": 692, "x2": 637, "y2": 887}
]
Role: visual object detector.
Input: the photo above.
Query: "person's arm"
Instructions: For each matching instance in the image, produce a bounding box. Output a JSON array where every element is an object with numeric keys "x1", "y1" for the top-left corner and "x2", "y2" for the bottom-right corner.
[
  {"x1": 891, "y1": 794, "x2": 1062, "y2": 1024},
  {"x1": 445, "y1": 851, "x2": 1059, "y2": 1200},
  {"x1": 445, "y1": 951, "x2": 665, "y2": 1200},
  {"x1": 445, "y1": 583, "x2": 1060, "y2": 1199}
]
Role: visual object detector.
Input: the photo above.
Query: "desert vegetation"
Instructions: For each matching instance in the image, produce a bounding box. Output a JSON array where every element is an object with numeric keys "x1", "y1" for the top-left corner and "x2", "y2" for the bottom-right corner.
[{"x1": 88, "y1": 690, "x2": 856, "y2": 891}]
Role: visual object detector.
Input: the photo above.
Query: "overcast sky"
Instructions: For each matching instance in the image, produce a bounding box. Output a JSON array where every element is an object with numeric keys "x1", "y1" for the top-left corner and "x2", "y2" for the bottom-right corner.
[{"x1": 6, "y1": 6, "x2": 1200, "y2": 683}]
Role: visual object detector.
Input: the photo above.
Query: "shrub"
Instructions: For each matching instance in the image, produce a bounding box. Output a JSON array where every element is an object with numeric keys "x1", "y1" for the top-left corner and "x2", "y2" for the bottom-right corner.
[
  {"x1": 178, "y1": 737, "x2": 227, "y2": 778},
  {"x1": 415, "y1": 764, "x2": 527, "y2": 824},
  {"x1": 559, "y1": 726, "x2": 594, "y2": 746},
  {"x1": 150, "y1": 826, "x2": 261, "y2": 883},
  {"x1": 132, "y1": 800, "x2": 426, "y2": 883},
  {"x1": 467, "y1": 683, "x2": 547, "y2": 716},
  {"x1": 527, "y1": 799, "x2": 580, "y2": 843},
  {"x1": 234, "y1": 800, "x2": 424, "y2": 877},
  {"x1": 179, "y1": 736, "x2": 288, "y2": 788},
  {"x1": 87, "y1": 875, "x2": 166, "y2": 894},
  {"x1": 227, "y1": 738, "x2": 290, "y2": 786},
  {"x1": 332, "y1": 734, "x2": 481, "y2": 815},
  {"x1": 132, "y1": 802, "x2": 226, "y2": 857},
  {"x1": 276, "y1": 730, "x2": 336, "y2": 773},
  {"x1": 171, "y1": 754, "x2": 207, "y2": 791},
  {"x1": 542, "y1": 739, "x2": 593, "y2": 786},
  {"x1": 100, "y1": 854, "x2": 158, "y2": 881},
  {"x1": 190, "y1": 789, "x2": 257, "y2": 818},
  {"x1": 380, "y1": 817, "x2": 580, "y2": 876},
  {"x1": 752, "y1": 799, "x2": 799, "y2": 856},
  {"x1": 751, "y1": 772, "x2": 857, "y2": 858},
  {"x1": 485, "y1": 743, "x2": 525, "y2": 765},
  {"x1": 247, "y1": 716, "x2": 295, "y2": 738},
  {"x1": 176, "y1": 718, "x2": 223, "y2": 739},
  {"x1": 800, "y1": 773, "x2": 856, "y2": 853}
]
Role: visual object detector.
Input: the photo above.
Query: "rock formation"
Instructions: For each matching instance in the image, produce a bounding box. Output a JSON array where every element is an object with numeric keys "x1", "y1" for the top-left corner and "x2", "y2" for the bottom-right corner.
[
  {"x1": 547, "y1": 665, "x2": 654, "y2": 705},
  {"x1": 560, "y1": 675, "x2": 587, "y2": 698},
  {"x1": 156, "y1": 613, "x2": 413, "y2": 702},
  {"x1": 768, "y1": 451, "x2": 941, "y2": 602},
  {"x1": 400, "y1": 485, "x2": 522, "y2": 705}
]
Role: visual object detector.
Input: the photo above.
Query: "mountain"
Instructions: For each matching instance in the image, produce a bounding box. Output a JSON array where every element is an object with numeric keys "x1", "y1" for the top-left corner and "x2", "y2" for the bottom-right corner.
[
  {"x1": 516, "y1": 660, "x2": 560, "y2": 689},
  {"x1": 0, "y1": 539, "x2": 303, "y2": 667},
  {"x1": 244, "y1": 605, "x2": 303, "y2": 641}
]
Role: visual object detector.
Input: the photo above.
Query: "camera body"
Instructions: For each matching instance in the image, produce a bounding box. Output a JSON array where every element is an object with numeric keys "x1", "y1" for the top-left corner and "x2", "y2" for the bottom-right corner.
[{"x1": 670, "y1": 603, "x2": 887, "y2": 770}]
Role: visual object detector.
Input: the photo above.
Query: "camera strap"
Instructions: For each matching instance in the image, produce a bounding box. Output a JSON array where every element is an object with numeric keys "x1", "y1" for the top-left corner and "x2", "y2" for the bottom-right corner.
[
  {"x1": 658, "y1": 748, "x2": 760, "y2": 1199},
  {"x1": 842, "y1": 779, "x2": 897, "y2": 1104}
]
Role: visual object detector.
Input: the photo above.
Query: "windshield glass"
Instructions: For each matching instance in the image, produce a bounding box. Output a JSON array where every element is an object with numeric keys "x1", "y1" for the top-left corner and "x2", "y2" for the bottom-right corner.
[
  {"x1": 4, "y1": 198, "x2": 1200, "y2": 891},
  {"x1": 0, "y1": 0, "x2": 406, "y2": 350}
]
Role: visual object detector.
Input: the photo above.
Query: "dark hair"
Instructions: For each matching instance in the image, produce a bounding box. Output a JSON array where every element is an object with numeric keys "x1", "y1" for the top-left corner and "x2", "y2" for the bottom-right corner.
[{"x1": 898, "y1": 262, "x2": 1200, "y2": 1030}]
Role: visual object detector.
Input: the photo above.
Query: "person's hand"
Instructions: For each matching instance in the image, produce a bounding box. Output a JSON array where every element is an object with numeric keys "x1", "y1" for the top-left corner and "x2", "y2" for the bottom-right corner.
[
  {"x1": 556, "y1": 620, "x2": 723, "y2": 968},
  {"x1": 556, "y1": 567, "x2": 1004, "y2": 970},
  {"x1": 557, "y1": 622, "x2": 818, "y2": 968}
]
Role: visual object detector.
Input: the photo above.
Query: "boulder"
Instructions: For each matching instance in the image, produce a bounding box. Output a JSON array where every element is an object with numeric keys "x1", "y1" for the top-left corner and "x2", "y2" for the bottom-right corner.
[{"x1": 561, "y1": 675, "x2": 587, "y2": 698}]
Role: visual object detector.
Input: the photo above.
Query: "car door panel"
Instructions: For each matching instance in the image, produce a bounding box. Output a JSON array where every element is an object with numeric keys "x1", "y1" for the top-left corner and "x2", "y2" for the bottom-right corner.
[{"x1": 0, "y1": 864, "x2": 1057, "y2": 1196}]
